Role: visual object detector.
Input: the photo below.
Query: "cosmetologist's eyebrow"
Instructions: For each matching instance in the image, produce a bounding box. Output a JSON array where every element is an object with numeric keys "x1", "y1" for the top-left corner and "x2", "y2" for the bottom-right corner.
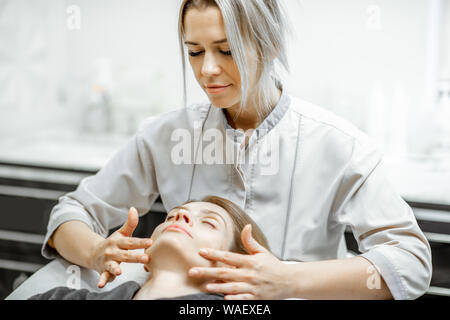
[{"x1": 184, "y1": 38, "x2": 228, "y2": 45}]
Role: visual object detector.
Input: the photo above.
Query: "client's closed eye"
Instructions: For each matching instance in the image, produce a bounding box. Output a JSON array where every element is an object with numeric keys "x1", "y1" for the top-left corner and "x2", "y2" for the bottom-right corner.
[{"x1": 202, "y1": 220, "x2": 216, "y2": 229}]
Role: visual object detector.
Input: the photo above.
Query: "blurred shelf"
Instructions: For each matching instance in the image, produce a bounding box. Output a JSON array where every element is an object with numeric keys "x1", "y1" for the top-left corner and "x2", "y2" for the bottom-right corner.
[
  {"x1": 0, "y1": 185, "x2": 65, "y2": 200},
  {"x1": 0, "y1": 230, "x2": 45, "y2": 245},
  {"x1": 426, "y1": 286, "x2": 450, "y2": 297},
  {"x1": 0, "y1": 259, "x2": 43, "y2": 273},
  {"x1": 0, "y1": 137, "x2": 449, "y2": 205},
  {"x1": 0, "y1": 130, "x2": 130, "y2": 172}
]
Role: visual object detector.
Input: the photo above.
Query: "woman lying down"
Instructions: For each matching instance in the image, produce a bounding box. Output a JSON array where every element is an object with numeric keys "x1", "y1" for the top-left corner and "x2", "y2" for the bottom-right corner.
[{"x1": 29, "y1": 195, "x2": 270, "y2": 300}]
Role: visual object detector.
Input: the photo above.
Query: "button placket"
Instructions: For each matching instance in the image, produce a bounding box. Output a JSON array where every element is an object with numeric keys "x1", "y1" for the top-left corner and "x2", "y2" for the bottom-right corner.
[{"x1": 234, "y1": 133, "x2": 245, "y2": 170}]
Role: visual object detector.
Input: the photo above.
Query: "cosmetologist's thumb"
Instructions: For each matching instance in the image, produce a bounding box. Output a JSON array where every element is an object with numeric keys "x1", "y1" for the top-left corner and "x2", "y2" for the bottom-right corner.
[
  {"x1": 118, "y1": 207, "x2": 139, "y2": 237},
  {"x1": 241, "y1": 224, "x2": 267, "y2": 255}
]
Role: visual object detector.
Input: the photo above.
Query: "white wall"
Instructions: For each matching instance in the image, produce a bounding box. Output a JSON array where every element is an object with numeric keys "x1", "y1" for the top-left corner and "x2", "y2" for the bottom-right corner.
[
  {"x1": 0, "y1": 0, "x2": 67, "y2": 137},
  {"x1": 283, "y1": 0, "x2": 431, "y2": 156},
  {"x1": 0, "y1": 0, "x2": 448, "y2": 158}
]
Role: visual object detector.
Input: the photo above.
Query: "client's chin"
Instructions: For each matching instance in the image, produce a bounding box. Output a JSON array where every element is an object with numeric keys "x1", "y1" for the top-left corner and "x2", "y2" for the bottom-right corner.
[{"x1": 146, "y1": 232, "x2": 213, "y2": 272}]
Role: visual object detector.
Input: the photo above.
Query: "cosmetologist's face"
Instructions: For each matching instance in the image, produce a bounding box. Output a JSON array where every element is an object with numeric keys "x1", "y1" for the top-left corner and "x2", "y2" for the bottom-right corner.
[
  {"x1": 183, "y1": 6, "x2": 244, "y2": 109},
  {"x1": 146, "y1": 201, "x2": 235, "y2": 268}
]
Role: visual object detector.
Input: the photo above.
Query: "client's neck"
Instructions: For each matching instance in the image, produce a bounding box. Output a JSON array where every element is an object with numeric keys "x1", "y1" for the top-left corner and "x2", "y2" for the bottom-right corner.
[{"x1": 133, "y1": 262, "x2": 206, "y2": 300}]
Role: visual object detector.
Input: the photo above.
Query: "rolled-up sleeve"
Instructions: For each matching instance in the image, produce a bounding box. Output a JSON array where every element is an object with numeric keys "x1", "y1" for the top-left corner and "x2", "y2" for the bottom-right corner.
[
  {"x1": 332, "y1": 138, "x2": 432, "y2": 300},
  {"x1": 41, "y1": 120, "x2": 160, "y2": 259}
]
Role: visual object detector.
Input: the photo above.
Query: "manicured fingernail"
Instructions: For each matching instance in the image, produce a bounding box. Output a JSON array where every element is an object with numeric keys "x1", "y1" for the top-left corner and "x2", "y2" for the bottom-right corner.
[
  {"x1": 199, "y1": 249, "x2": 208, "y2": 255},
  {"x1": 190, "y1": 268, "x2": 199, "y2": 276}
]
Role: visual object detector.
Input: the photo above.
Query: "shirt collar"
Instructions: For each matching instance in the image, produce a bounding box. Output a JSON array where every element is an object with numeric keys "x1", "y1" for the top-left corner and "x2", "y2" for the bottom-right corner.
[{"x1": 214, "y1": 80, "x2": 291, "y2": 140}]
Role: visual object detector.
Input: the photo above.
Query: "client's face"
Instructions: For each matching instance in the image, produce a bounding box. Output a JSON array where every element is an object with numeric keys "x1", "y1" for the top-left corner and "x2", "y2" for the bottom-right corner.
[{"x1": 145, "y1": 202, "x2": 235, "y2": 270}]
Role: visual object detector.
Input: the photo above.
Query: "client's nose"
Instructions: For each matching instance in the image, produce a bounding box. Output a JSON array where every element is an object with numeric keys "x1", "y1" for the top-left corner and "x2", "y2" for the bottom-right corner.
[{"x1": 175, "y1": 210, "x2": 192, "y2": 226}]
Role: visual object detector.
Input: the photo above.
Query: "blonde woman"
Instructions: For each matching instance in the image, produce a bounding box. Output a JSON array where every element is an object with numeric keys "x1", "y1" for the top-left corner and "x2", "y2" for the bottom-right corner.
[{"x1": 44, "y1": 0, "x2": 431, "y2": 300}]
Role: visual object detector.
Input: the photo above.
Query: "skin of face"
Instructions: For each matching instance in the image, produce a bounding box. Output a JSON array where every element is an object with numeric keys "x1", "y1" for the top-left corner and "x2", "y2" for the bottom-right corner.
[
  {"x1": 144, "y1": 201, "x2": 235, "y2": 270},
  {"x1": 183, "y1": 6, "x2": 258, "y2": 111}
]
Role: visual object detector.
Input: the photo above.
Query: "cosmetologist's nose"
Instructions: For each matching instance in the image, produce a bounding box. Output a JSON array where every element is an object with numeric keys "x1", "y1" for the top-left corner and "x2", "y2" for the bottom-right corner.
[{"x1": 201, "y1": 52, "x2": 221, "y2": 77}]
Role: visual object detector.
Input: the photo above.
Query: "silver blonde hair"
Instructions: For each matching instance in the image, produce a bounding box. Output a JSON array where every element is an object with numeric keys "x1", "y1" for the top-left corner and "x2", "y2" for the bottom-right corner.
[{"x1": 178, "y1": 0, "x2": 293, "y2": 121}]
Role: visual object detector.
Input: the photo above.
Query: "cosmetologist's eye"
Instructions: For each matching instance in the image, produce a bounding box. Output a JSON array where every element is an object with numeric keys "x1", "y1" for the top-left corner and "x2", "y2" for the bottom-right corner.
[{"x1": 188, "y1": 51, "x2": 202, "y2": 57}]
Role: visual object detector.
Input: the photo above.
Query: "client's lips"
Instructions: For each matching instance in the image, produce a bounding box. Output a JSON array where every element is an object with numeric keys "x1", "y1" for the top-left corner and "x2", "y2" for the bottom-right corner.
[{"x1": 164, "y1": 224, "x2": 192, "y2": 238}]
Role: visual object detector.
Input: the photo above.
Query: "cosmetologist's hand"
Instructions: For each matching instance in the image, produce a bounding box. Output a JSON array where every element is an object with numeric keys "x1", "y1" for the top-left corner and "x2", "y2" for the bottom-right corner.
[
  {"x1": 188, "y1": 224, "x2": 293, "y2": 300},
  {"x1": 91, "y1": 207, "x2": 153, "y2": 288}
]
